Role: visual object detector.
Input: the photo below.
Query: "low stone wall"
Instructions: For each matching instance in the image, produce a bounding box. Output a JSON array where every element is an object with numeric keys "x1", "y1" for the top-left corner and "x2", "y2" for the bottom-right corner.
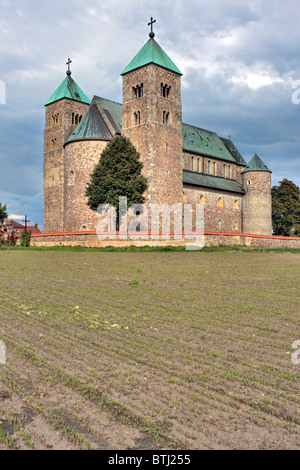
[
  {"x1": 204, "y1": 232, "x2": 300, "y2": 248},
  {"x1": 15, "y1": 230, "x2": 300, "y2": 249}
]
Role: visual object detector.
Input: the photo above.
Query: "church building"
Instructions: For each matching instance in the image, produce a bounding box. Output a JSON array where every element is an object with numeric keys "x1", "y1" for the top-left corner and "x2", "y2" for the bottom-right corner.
[{"x1": 43, "y1": 21, "x2": 272, "y2": 236}]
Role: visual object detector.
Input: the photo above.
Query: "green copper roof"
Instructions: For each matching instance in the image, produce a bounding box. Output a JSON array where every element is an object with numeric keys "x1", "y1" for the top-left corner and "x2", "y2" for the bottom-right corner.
[
  {"x1": 220, "y1": 137, "x2": 247, "y2": 166},
  {"x1": 182, "y1": 124, "x2": 237, "y2": 163},
  {"x1": 241, "y1": 153, "x2": 271, "y2": 173},
  {"x1": 79, "y1": 97, "x2": 246, "y2": 166},
  {"x1": 45, "y1": 75, "x2": 91, "y2": 106},
  {"x1": 64, "y1": 103, "x2": 113, "y2": 146},
  {"x1": 183, "y1": 170, "x2": 245, "y2": 194},
  {"x1": 95, "y1": 96, "x2": 122, "y2": 134},
  {"x1": 121, "y1": 38, "x2": 182, "y2": 76}
]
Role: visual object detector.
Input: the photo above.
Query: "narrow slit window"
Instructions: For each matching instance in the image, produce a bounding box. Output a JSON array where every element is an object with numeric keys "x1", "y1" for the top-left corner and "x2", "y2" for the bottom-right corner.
[
  {"x1": 191, "y1": 157, "x2": 194, "y2": 172},
  {"x1": 68, "y1": 170, "x2": 75, "y2": 185},
  {"x1": 163, "y1": 111, "x2": 169, "y2": 124},
  {"x1": 134, "y1": 111, "x2": 141, "y2": 125}
]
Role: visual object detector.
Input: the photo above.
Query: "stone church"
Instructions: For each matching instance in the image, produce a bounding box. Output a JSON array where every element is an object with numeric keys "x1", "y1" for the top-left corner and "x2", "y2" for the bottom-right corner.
[{"x1": 43, "y1": 23, "x2": 272, "y2": 236}]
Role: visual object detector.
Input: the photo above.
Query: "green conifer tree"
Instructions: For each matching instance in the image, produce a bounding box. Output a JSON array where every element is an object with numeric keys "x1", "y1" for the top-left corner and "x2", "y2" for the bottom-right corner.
[
  {"x1": 85, "y1": 136, "x2": 148, "y2": 229},
  {"x1": 0, "y1": 203, "x2": 7, "y2": 224}
]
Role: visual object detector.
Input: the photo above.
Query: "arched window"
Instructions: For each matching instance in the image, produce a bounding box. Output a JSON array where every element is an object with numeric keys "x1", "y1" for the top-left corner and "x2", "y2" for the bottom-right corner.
[
  {"x1": 52, "y1": 113, "x2": 60, "y2": 126},
  {"x1": 133, "y1": 83, "x2": 143, "y2": 98},
  {"x1": 199, "y1": 194, "x2": 205, "y2": 205},
  {"x1": 213, "y1": 161, "x2": 216, "y2": 176},
  {"x1": 228, "y1": 165, "x2": 231, "y2": 179},
  {"x1": 197, "y1": 158, "x2": 200, "y2": 173},
  {"x1": 234, "y1": 199, "x2": 239, "y2": 209},
  {"x1": 183, "y1": 191, "x2": 187, "y2": 203},
  {"x1": 191, "y1": 157, "x2": 194, "y2": 172},
  {"x1": 217, "y1": 197, "x2": 223, "y2": 208},
  {"x1": 207, "y1": 160, "x2": 210, "y2": 175},
  {"x1": 223, "y1": 164, "x2": 226, "y2": 178},
  {"x1": 72, "y1": 113, "x2": 82, "y2": 125},
  {"x1": 161, "y1": 83, "x2": 171, "y2": 97}
]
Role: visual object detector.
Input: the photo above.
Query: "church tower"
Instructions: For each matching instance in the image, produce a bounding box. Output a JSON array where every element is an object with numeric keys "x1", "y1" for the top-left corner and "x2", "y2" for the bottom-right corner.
[
  {"x1": 43, "y1": 59, "x2": 90, "y2": 232},
  {"x1": 242, "y1": 153, "x2": 272, "y2": 235},
  {"x1": 121, "y1": 20, "x2": 183, "y2": 207}
]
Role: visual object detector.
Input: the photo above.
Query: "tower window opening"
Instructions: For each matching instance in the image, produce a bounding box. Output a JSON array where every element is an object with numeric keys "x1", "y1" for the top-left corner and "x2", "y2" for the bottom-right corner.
[
  {"x1": 217, "y1": 197, "x2": 223, "y2": 208},
  {"x1": 68, "y1": 170, "x2": 75, "y2": 185},
  {"x1": 133, "y1": 83, "x2": 143, "y2": 98},
  {"x1": 161, "y1": 83, "x2": 171, "y2": 98},
  {"x1": 52, "y1": 113, "x2": 60, "y2": 126},
  {"x1": 72, "y1": 113, "x2": 82, "y2": 125},
  {"x1": 134, "y1": 111, "x2": 141, "y2": 125},
  {"x1": 163, "y1": 110, "x2": 169, "y2": 124}
]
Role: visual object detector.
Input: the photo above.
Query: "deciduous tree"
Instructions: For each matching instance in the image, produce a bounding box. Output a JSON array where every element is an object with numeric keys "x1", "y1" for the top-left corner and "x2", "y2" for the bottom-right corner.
[{"x1": 272, "y1": 179, "x2": 300, "y2": 236}]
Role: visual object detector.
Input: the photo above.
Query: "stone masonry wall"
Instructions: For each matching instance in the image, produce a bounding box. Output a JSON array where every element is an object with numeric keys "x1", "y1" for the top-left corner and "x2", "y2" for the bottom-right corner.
[
  {"x1": 64, "y1": 139, "x2": 109, "y2": 231},
  {"x1": 184, "y1": 185, "x2": 243, "y2": 232},
  {"x1": 122, "y1": 64, "x2": 183, "y2": 208},
  {"x1": 43, "y1": 99, "x2": 90, "y2": 233},
  {"x1": 24, "y1": 231, "x2": 300, "y2": 249},
  {"x1": 242, "y1": 171, "x2": 272, "y2": 235}
]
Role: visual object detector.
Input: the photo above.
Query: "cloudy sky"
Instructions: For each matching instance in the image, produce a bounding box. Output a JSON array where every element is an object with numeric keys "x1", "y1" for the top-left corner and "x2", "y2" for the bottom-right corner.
[{"x1": 0, "y1": 0, "x2": 299, "y2": 228}]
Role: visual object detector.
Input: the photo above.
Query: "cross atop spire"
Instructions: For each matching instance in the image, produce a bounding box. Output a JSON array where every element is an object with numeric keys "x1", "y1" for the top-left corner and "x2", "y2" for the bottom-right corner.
[
  {"x1": 148, "y1": 17, "x2": 156, "y2": 38},
  {"x1": 66, "y1": 58, "x2": 72, "y2": 76}
]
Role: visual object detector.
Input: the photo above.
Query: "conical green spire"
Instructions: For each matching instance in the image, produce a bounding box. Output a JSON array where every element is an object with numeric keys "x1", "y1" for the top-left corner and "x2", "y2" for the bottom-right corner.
[
  {"x1": 45, "y1": 74, "x2": 91, "y2": 106},
  {"x1": 241, "y1": 153, "x2": 271, "y2": 173},
  {"x1": 121, "y1": 37, "x2": 182, "y2": 76}
]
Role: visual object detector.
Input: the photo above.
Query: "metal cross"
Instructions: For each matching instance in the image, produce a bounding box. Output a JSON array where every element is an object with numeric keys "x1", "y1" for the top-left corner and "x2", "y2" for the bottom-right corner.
[
  {"x1": 66, "y1": 58, "x2": 72, "y2": 75},
  {"x1": 22, "y1": 215, "x2": 30, "y2": 231},
  {"x1": 148, "y1": 17, "x2": 156, "y2": 34}
]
